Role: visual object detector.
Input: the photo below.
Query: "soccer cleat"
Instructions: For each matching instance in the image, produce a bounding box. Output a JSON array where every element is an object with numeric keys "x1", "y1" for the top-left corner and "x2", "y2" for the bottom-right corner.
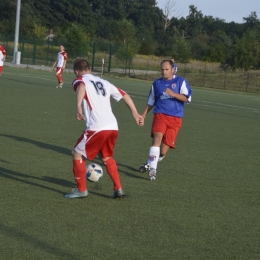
[
  {"x1": 56, "y1": 83, "x2": 63, "y2": 88},
  {"x1": 139, "y1": 162, "x2": 150, "y2": 173},
  {"x1": 113, "y1": 188, "x2": 125, "y2": 198},
  {"x1": 148, "y1": 168, "x2": 156, "y2": 181},
  {"x1": 64, "y1": 188, "x2": 88, "y2": 199}
]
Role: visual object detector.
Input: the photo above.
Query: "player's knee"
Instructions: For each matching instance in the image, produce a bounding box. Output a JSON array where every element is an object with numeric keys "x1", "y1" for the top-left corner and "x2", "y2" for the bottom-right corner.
[
  {"x1": 102, "y1": 156, "x2": 112, "y2": 163},
  {"x1": 72, "y1": 150, "x2": 82, "y2": 160}
]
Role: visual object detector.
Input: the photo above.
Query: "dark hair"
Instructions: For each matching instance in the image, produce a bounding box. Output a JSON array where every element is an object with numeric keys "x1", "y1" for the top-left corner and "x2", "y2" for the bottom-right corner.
[
  {"x1": 73, "y1": 58, "x2": 91, "y2": 71},
  {"x1": 161, "y1": 59, "x2": 174, "y2": 68}
]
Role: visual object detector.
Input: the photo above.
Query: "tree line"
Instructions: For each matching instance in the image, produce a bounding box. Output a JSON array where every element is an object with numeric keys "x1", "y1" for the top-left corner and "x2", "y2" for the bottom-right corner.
[{"x1": 0, "y1": 0, "x2": 260, "y2": 70}]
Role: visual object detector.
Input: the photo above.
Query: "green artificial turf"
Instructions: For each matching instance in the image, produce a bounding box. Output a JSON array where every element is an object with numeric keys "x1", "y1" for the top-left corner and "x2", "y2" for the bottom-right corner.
[{"x1": 0, "y1": 67, "x2": 260, "y2": 259}]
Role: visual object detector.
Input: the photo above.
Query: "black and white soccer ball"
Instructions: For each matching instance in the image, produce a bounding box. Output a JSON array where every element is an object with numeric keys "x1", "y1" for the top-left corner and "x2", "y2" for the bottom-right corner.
[{"x1": 86, "y1": 163, "x2": 103, "y2": 182}]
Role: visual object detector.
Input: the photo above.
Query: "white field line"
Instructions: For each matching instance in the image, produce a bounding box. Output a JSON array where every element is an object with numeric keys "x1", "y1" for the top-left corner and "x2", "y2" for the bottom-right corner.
[
  {"x1": 192, "y1": 100, "x2": 260, "y2": 112},
  {"x1": 130, "y1": 93, "x2": 260, "y2": 113},
  {"x1": 5, "y1": 71, "x2": 260, "y2": 113},
  {"x1": 4, "y1": 71, "x2": 55, "y2": 81}
]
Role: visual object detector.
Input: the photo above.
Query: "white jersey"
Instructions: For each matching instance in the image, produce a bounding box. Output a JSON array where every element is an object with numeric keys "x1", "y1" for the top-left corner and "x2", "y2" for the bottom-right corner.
[
  {"x1": 72, "y1": 74, "x2": 125, "y2": 131},
  {"x1": 56, "y1": 51, "x2": 67, "y2": 67},
  {"x1": 0, "y1": 52, "x2": 3, "y2": 66}
]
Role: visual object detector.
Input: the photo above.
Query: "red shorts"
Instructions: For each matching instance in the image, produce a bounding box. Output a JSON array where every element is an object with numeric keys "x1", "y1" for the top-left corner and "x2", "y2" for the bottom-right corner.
[
  {"x1": 56, "y1": 67, "x2": 63, "y2": 75},
  {"x1": 151, "y1": 113, "x2": 182, "y2": 148},
  {"x1": 74, "y1": 130, "x2": 118, "y2": 160}
]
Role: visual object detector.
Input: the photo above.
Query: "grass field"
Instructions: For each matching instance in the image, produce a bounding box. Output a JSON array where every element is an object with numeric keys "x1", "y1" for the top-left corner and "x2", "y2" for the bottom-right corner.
[{"x1": 0, "y1": 67, "x2": 260, "y2": 260}]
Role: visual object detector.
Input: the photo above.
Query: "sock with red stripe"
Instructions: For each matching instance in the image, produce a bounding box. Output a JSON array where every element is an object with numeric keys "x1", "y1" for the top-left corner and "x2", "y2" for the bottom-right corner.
[
  {"x1": 73, "y1": 159, "x2": 87, "y2": 192},
  {"x1": 104, "y1": 157, "x2": 122, "y2": 191}
]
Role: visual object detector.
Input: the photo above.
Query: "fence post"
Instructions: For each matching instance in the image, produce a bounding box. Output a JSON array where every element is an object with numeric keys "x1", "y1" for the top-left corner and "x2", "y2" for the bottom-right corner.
[
  {"x1": 46, "y1": 39, "x2": 50, "y2": 65},
  {"x1": 51, "y1": 42, "x2": 54, "y2": 64},
  {"x1": 21, "y1": 41, "x2": 24, "y2": 63},
  {"x1": 27, "y1": 44, "x2": 29, "y2": 68},
  {"x1": 224, "y1": 68, "x2": 227, "y2": 90},
  {"x1": 246, "y1": 71, "x2": 249, "y2": 92},
  {"x1": 145, "y1": 59, "x2": 150, "y2": 80},
  {"x1": 108, "y1": 44, "x2": 112, "y2": 73},
  {"x1": 91, "y1": 42, "x2": 96, "y2": 71},
  {"x1": 202, "y1": 64, "x2": 206, "y2": 87},
  {"x1": 32, "y1": 40, "x2": 36, "y2": 65}
]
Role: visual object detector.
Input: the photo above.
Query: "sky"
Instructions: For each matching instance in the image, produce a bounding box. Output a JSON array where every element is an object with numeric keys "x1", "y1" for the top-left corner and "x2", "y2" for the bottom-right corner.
[{"x1": 156, "y1": 0, "x2": 259, "y2": 23}]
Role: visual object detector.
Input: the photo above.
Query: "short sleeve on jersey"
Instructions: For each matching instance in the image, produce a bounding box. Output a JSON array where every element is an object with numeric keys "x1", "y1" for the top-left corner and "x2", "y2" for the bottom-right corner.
[{"x1": 72, "y1": 77, "x2": 84, "y2": 91}]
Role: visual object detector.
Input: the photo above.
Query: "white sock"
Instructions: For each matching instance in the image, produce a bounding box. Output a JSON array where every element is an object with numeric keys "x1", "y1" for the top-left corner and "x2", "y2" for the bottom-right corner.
[{"x1": 148, "y1": 146, "x2": 160, "y2": 170}]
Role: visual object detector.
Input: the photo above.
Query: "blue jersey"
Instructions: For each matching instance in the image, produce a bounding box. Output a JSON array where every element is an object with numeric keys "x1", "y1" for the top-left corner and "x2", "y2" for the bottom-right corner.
[{"x1": 147, "y1": 76, "x2": 192, "y2": 118}]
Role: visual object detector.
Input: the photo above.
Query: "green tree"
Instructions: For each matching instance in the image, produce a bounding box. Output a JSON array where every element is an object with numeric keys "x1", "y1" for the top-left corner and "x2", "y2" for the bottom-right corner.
[
  {"x1": 205, "y1": 30, "x2": 232, "y2": 63},
  {"x1": 185, "y1": 5, "x2": 204, "y2": 37},
  {"x1": 174, "y1": 38, "x2": 192, "y2": 63},
  {"x1": 29, "y1": 22, "x2": 47, "y2": 42},
  {"x1": 227, "y1": 30, "x2": 260, "y2": 70},
  {"x1": 188, "y1": 34, "x2": 210, "y2": 60},
  {"x1": 113, "y1": 19, "x2": 139, "y2": 71},
  {"x1": 64, "y1": 23, "x2": 92, "y2": 57},
  {"x1": 112, "y1": 19, "x2": 137, "y2": 44},
  {"x1": 243, "y1": 12, "x2": 260, "y2": 31}
]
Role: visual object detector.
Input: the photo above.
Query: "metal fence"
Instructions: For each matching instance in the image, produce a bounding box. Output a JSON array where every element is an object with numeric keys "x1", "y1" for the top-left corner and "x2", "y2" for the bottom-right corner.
[{"x1": 2, "y1": 38, "x2": 260, "y2": 94}]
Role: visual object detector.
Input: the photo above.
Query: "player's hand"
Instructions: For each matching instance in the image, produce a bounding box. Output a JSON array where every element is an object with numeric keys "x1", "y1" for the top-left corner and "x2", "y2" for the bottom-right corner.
[
  {"x1": 164, "y1": 88, "x2": 175, "y2": 97},
  {"x1": 76, "y1": 112, "x2": 85, "y2": 120},
  {"x1": 136, "y1": 115, "x2": 144, "y2": 126}
]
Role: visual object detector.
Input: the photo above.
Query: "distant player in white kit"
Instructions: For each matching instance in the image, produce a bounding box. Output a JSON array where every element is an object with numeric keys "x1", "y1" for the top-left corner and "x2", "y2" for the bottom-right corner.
[
  {"x1": 0, "y1": 41, "x2": 7, "y2": 75},
  {"x1": 52, "y1": 45, "x2": 67, "y2": 88},
  {"x1": 65, "y1": 58, "x2": 144, "y2": 199}
]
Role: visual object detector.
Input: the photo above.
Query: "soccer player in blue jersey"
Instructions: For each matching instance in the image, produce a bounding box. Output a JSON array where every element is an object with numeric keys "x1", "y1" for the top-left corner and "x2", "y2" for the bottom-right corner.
[{"x1": 139, "y1": 59, "x2": 192, "y2": 181}]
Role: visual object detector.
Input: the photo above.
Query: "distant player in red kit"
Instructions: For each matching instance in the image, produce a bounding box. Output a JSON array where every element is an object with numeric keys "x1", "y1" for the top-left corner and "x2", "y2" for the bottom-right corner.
[
  {"x1": 52, "y1": 45, "x2": 67, "y2": 88},
  {"x1": 0, "y1": 41, "x2": 7, "y2": 75},
  {"x1": 64, "y1": 58, "x2": 144, "y2": 199}
]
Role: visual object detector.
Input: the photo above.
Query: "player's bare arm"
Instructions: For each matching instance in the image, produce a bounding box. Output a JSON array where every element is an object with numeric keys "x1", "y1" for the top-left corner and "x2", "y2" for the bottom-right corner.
[
  {"x1": 75, "y1": 83, "x2": 86, "y2": 120},
  {"x1": 122, "y1": 93, "x2": 144, "y2": 126},
  {"x1": 164, "y1": 88, "x2": 188, "y2": 102},
  {"x1": 52, "y1": 60, "x2": 57, "y2": 68},
  {"x1": 141, "y1": 104, "x2": 153, "y2": 119}
]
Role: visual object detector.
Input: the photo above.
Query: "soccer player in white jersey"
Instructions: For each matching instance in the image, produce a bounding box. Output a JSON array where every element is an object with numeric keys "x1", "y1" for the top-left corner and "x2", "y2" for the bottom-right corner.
[
  {"x1": 52, "y1": 45, "x2": 67, "y2": 88},
  {"x1": 65, "y1": 58, "x2": 144, "y2": 199},
  {"x1": 0, "y1": 41, "x2": 7, "y2": 75},
  {"x1": 139, "y1": 59, "x2": 192, "y2": 181}
]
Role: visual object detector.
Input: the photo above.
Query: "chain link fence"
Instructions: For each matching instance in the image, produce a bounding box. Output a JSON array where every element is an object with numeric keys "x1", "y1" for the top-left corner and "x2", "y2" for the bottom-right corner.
[{"x1": 1, "y1": 38, "x2": 260, "y2": 93}]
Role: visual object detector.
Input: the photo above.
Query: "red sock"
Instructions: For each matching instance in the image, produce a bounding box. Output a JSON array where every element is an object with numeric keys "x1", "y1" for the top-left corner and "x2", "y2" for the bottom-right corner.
[
  {"x1": 104, "y1": 158, "x2": 122, "y2": 191},
  {"x1": 73, "y1": 159, "x2": 87, "y2": 192},
  {"x1": 56, "y1": 74, "x2": 62, "y2": 83}
]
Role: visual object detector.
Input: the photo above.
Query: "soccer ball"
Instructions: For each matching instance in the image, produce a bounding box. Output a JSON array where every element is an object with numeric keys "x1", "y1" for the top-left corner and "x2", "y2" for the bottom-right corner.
[{"x1": 86, "y1": 163, "x2": 103, "y2": 182}]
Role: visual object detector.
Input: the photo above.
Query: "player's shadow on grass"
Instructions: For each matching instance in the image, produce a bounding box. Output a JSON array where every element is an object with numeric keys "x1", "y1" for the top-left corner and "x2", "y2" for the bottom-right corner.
[
  {"x1": 0, "y1": 222, "x2": 81, "y2": 260},
  {"x1": 90, "y1": 159, "x2": 147, "y2": 181},
  {"x1": 0, "y1": 165, "x2": 112, "y2": 198},
  {"x1": 0, "y1": 166, "x2": 72, "y2": 195},
  {"x1": 0, "y1": 134, "x2": 71, "y2": 156},
  {"x1": 116, "y1": 163, "x2": 148, "y2": 180}
]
